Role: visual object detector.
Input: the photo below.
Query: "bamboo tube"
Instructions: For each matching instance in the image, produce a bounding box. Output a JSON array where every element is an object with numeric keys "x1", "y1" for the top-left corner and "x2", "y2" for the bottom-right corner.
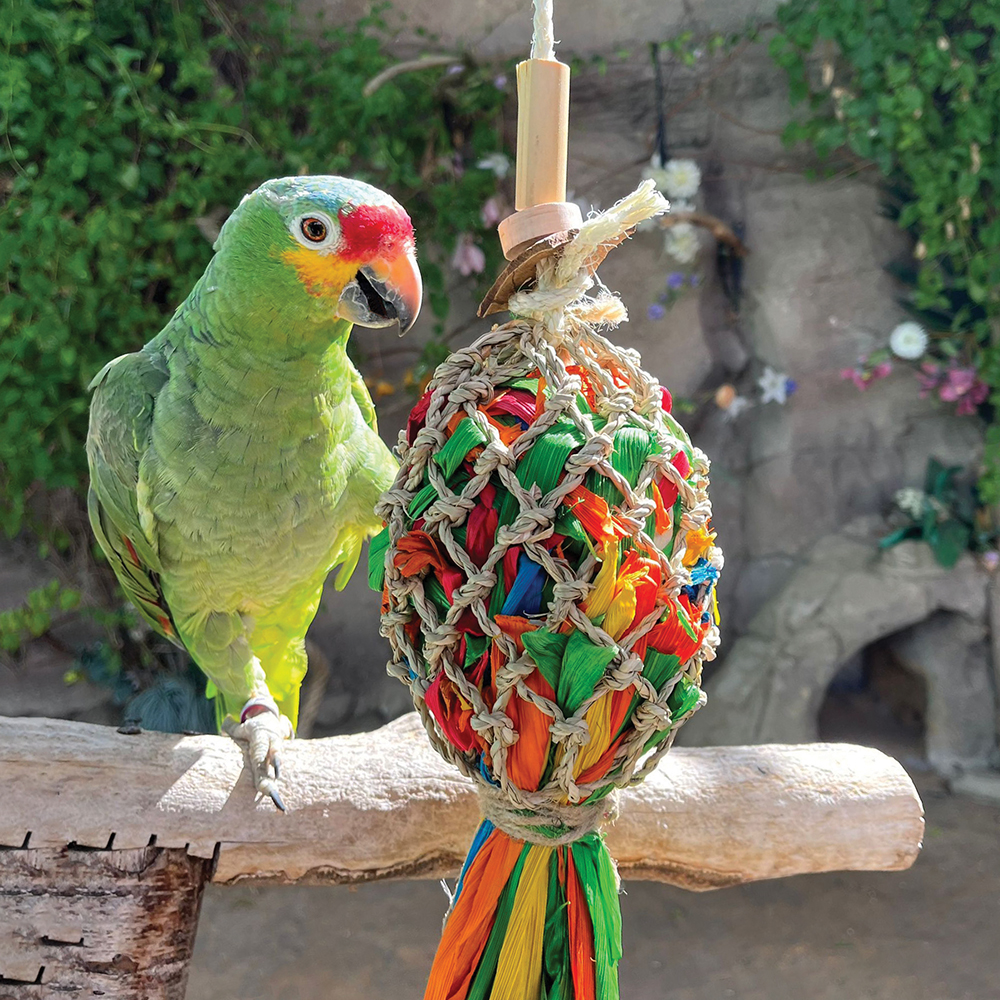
[{"x1": 498, "y1": 58, "x2": 583, "y2": 259}]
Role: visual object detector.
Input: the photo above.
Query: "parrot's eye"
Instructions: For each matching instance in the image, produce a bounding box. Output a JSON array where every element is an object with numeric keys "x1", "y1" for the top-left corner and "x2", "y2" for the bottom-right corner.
[
  {"x1": 290, "y1": 211, "x2": 339, "y2": 250},
  {"x1": 301, "y1": 218, "x2": 328, "y2": 242}
]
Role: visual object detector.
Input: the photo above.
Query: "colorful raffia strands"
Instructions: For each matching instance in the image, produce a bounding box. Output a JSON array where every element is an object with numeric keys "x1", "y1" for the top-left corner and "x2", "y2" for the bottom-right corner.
[{"x1": 371, "y1": 183, "x2": 722, "y2": 1000}]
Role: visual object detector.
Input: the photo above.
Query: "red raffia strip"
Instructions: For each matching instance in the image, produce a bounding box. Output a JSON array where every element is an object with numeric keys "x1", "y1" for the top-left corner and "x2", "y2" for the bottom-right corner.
[
  {"x1": 565, "y1": 848, "x2": 598, "y2": 1000},
  {"x1": 424, "y1": 831, "x2": 525, "y2": 1000},
  {"x1": 425, "y1": 672, "x2": 479, "y2": 753}
]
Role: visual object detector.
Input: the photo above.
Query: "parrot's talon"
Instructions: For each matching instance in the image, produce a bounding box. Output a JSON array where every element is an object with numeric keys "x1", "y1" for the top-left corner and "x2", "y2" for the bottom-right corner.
[{"x1": 225, "y1": 709, "x2": 294, "y2": 811}]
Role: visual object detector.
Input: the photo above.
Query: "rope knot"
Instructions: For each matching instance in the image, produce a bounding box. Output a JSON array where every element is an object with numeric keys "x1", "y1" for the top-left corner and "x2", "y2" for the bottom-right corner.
[{"x1": 477, "y1": 782, "x2": 620, "y2": 846}]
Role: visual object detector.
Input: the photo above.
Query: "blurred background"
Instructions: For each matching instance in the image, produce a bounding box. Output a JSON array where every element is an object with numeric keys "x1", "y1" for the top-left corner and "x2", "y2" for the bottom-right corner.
[{"x1": 2, "y1": 0, "x2": 998, "y2": 997}]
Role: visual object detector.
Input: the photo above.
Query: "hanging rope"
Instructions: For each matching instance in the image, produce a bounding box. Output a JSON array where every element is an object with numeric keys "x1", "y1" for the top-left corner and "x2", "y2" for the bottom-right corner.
[{"x1": 531, "y1": 0, "x2": 556, "y2": 60}]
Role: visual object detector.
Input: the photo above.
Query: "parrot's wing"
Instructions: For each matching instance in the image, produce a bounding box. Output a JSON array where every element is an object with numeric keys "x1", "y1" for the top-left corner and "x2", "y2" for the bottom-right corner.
[
  {"x1": 87, "y1": 350, "x2": 183, "y2": 647},
  {"x1": 349, "y1": 364, "x2": 379, "y2": 434}
]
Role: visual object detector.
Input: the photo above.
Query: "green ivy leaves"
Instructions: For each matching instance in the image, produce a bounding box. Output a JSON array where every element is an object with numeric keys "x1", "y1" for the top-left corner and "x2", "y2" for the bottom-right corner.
[
  {"x1": 768, "y1": 0, "x2": 1000, "y2": 500},
  {"x1": 0, "y1": 0, "x2": 506, "y2": 533}
]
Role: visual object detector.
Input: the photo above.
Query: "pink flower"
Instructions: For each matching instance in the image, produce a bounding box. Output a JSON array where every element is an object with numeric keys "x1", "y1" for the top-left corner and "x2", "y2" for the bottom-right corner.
[
  {"x1": 451, "y1": 234, "x2": 486, "y2": 276},
  {"x1": 939, "y1": 366, "x2": 977, "y2": 402},
  {"x1": 840, "y1": 367, "x2": 869, "y2": 391},
  {"x1": 481, "y1": 196, "x2": 504, "y2": 227},
  {"x1": 916, "y1": 362, "x2": 942, "y2": 396},
  {"x1": 840, "y1": 361, "x2": 891, "y2": 391}
]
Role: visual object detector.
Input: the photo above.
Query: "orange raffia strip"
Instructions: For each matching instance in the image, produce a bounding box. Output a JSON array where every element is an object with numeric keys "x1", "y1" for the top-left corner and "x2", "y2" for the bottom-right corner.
[
  {"x1": 483, "y1": 412, "x2": 525, "y2": 446},
  {"x1": 393, "y1": 530, "x2": 450, "y2": 577},
  {"x1": 564, "y1": 364, "x2": 598, "y2": 411},
  {"x1": 563, "y1": 486, "x2": 630, "y2": 545},
  {"x1": 565, "y1": 848, "x2": 598, "y2": 1000},
  {"x1": 533, "y1": 376, "x2": 547, "y2": 422},
  {"x1": 424, "y1": 831, "x2": 525, "y2": 1000},
  {"x1": 494, "y1": 616, "x2": 553, "y2": 791}
]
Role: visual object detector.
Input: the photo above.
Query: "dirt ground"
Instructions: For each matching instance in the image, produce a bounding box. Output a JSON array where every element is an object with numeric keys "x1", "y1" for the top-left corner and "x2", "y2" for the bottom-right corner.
[{"x1": 185, "y1": 769, "x2": 999, "y2": 1000}]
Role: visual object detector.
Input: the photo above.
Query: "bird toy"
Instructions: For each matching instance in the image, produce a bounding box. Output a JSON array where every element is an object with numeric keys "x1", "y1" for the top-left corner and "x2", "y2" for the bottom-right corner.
[{"x1": 371, "y1": 3, "x2": 722, "y2": 997}]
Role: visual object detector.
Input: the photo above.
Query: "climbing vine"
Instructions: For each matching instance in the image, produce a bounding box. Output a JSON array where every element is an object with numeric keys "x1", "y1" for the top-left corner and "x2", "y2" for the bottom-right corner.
[
  {"x1": 0, "y1": 0, "x2": 508, "y2": 534},
  {"x1": 767, "y1": 0, "x2": 1000, "y2": 500}
]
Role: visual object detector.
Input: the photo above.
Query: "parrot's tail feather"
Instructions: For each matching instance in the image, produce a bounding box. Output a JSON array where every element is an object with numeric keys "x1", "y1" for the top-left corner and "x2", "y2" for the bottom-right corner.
[{"x1": 423, "y1": 822, "x2": 621, "y2": 1000}]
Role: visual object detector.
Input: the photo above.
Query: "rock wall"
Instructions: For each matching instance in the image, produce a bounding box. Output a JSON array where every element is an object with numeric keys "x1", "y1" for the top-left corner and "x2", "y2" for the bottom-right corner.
[
  {"x1": 3, "y1": 2, "x2": 993, "y2": 750},
  {"x1": 303, "y1": 27, "x2": 990, "y2": 736}
]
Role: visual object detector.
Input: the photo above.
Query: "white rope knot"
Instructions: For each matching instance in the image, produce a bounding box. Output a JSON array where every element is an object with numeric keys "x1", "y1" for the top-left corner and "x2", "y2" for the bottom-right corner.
[{"x1": 478, "y1": 781, "x2": 620, "y2": 846}]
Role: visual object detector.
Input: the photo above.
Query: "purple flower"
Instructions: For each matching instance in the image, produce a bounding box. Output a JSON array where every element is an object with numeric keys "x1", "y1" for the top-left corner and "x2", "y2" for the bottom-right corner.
[
  {"x1": 784, "y1": 377, "x2": 798, "y2": 397},
  {"x1": 647, "y1": 303, "x2": 666, "y2": 320},
  {"x1": 494, "y1": 74, "x2": 508, "y2": 89},
  {"x1": 667, "y1": 271, "x2": 686, "y2": 290},
  {"x1": 689, "y1": 273, "x2": 701, "y2": 287},
  {"x1": 447, "y1": 64, "x2": 464, "y2": 75}
]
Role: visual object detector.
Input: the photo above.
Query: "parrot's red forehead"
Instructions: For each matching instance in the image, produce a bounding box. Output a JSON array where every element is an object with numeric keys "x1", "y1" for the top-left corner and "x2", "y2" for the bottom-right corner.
[{"x1": 338, "y1": 203, "x2": 414, "y2": 260}]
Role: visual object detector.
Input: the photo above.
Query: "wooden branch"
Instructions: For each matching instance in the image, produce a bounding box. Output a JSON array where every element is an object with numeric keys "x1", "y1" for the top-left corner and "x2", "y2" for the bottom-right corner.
[
  {"x1": 0, "y1": 713, "x2": 922, "y2": 892},
  {"x1": 362, "y1": 56, "x2": 460, "y2": 97},
  {"x1": 661, "y1": 210, "x2": 749, "y2": 255}
]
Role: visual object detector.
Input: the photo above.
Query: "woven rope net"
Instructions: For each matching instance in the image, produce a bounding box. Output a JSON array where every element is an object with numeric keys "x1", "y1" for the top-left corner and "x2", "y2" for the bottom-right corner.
[{"x1": 370, "y1": 181, "x2": 723, "y2": 998}]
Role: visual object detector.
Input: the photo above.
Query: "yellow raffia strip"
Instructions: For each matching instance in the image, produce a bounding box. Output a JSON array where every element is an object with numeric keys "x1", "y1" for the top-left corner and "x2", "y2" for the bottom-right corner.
[
  {"x1": 573, "y1": 692, "x2": 616, "y2": 778},
  {"x1": 582, "y1": 542, "x2": 619, "y2": 619},
  {"x1": 603, "y1": 581, "x2": 637, "y2": 641},
  {"x1": 682, "y1": 525, "x2": 716, "y2": 567},
  {"x1": 490, "y1": 846, "x2": 552, "y2": 1000}
]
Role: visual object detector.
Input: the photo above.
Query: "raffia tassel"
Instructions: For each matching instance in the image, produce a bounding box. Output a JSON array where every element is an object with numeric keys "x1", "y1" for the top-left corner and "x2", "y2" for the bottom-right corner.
[{"x1": 569, "y1": 293, "x2": 628, "y2": 329}]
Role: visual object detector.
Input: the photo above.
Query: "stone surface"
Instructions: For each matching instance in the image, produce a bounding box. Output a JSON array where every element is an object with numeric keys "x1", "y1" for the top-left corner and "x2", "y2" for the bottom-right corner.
[
  {"x1": 682, "y1": 517, "x2": 996, "y2": 754},
  {"x1": 889, "y1": 614, "x2": 996, "y2": 775}
]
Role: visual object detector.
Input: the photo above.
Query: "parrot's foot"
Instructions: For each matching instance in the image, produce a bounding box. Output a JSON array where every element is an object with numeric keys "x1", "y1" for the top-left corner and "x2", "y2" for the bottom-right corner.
[{"x1": 223, "y1": 700, "x2": 295, "y2": 812}]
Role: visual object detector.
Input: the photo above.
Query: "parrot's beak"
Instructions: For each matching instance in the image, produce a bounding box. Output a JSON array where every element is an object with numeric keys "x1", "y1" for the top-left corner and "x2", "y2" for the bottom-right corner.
[{"x1": 337, "y1": 249, "x2": 422, "y2": 335}]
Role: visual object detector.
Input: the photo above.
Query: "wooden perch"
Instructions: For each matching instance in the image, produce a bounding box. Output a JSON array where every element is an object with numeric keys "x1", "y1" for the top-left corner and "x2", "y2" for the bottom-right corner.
[
  {"x1": 0, "y1": 713, "x2": 922, "y2": 998},
  {"x1": 1, "y1": 713, "x2": 922, "y2": 889}
]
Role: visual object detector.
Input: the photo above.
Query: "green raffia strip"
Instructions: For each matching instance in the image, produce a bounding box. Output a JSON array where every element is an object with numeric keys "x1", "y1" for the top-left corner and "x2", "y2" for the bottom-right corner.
[
  {"x1": 572, "y1": 834, "x2": 623, "y2": 1000},
  {"x1": 367, "y1": 525, "x2": 390, "y2": 591},
  {"x1": 557, "y1": 632, "x2": 618, "y2": 715},
  {"x1": 435, "y1": 418, "x2": 488, "y2": 478},
  {"x1": 542, "y1": 851, "x2": 572, "y2": 1000}
]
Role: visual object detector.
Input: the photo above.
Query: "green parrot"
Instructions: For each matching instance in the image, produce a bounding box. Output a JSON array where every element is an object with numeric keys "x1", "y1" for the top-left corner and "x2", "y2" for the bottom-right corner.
[{"x1": 86, "y1": 175, "x2": 421, "y2": 809}]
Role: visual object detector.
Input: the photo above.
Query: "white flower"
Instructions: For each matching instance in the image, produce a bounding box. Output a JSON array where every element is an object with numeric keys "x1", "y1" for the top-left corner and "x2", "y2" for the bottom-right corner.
[
  {"x1": 757, "y1": 366, "x2": 791, "y2": 404},
  {"x1": 476, "y1": 153, "x2": 511, "y2": 179},
  {"x1": 642, "y1": 156, "x2": 702, "y2": 200},
  {"x1": 641, "y1": 154, "x2": 671, "y2": 191},
  {"x1": 670, "y1": 199, "x2": 695, "y2": 214},
  {"x1": 660, "y1": 158, "x2": 701, "y2": 199},
  {"x1": 889, "y1": 321, "x2": 928, "y2": 360},
  {"x1": 663, "y1": 222, "x2": 700, "y2": 264},
  {"x1": 722, "y1": 396, "x2": 751, "y2": 422},
  {"x1": 894, "y1": 487, "x2": 927, "y2": 519}
]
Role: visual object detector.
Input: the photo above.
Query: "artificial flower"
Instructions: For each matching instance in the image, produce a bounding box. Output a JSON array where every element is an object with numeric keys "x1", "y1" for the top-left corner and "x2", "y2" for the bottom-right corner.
[
  {"x1": 476, "y1": 152, "x2": 511, "y2": 178},
  {"x1": 451, "y1": 234, "x2": 486, "y2": 276},
  {"x1": 758, "y1": 366, "x2": 793, "y2": 404},
  {"x1": 889, "y1": 321, "x2": 928, "y2": 360},
  {"x1": 660, "y1": 158, "x2": 702, "y2": 199},
  {"x1": 722, "y1": 396, "x2": 751, "y2": 421},
  {"x1": 663, "y1": 222, "x2": 700, "y2": 264}
]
